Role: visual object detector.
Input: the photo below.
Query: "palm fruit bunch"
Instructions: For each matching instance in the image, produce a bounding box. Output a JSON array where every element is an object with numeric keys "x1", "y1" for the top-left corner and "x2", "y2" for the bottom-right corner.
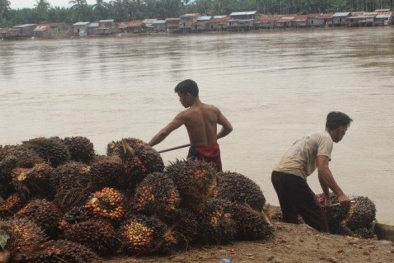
[
  {"x1": 264, "y1": 204, "x2": 304, "y2": 224},
  {"x1": 316, "y1": 192, "x2": 352, "y2": 235},
  {"x1": 84, "y1": 187, "x2": 128, "y2": 225},
  {"x1": 89, "y1": 155, "x2": 123, "y2": 189},
  {"x1": 133, "y1": 172, "x2": 180, "y2": 218},
  {"x1": 15, "y1": 199, "x2": 62, "y2": 238},
  {"x1": 198, "y1": 198, "x2": 236, "y2": 245},
  {"x1": 215, "y1": 171, "x2": 266, "y2": 212},
  {"x1": 107, "y1": 137, "x2": 148, "y2": 158},
  {"x1": 0, "y1": 145, "x2": 43, "y2": 199},
  {"x1": 118, "y1": 214, "x2": 167, "y2": 255},
  {"x1": 63, "y1": 136, "x2": 95, "y2": 164},
  {"x1": 165, "y1": 159, "x2": 217, "y2": 214},
  {"x1": 344, "y1": 195, "x2": 376, "y2": 238},
  {"x1": 0, "y1": 218, "x2": 47, "y2": 254},
  {"x1": 0, "y1": 193, "x2": 27, "y2": 218},
  {"x1": 12, "y1": 240, "x2": 98, "y2": 263},
  {"x1": 22, "y1": 137, "x2": 71, "y2": 167},
  {"x1": 229, "y1": 203, "x2": 274, "y2": 240},
  {"x1": 160, "y1": 209, "x2": 199, "y2": 254},
  {"x1": 11, "y1": 163, "x2": 55, "y2": 200},
  {"x1": 63, "y1": 219, "x2": 120, "y2": 256},
  {"x1": 58, "y1": 206, "x2": 89, "y2": 232},
  {"x1": 52, "y1": 161, "x2": 92, "y2": 211}
]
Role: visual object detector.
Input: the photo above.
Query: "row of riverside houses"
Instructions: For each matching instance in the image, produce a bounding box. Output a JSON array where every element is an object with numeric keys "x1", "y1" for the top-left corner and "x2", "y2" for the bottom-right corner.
[{"x1": 1, "y1": 9, "x2": 393, "y2": 40}]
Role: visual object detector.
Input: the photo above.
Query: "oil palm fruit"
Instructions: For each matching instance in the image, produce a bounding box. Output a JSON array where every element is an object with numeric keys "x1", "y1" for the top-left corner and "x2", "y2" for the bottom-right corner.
[
  {"x1": 0, "y1": 193, "x2": 27, "y2": 219},
  {"x1": 165, "y1": 159, "x2": 217, "y2": 214},
  {"x1": 229, "y1": 203, "x2": 274, "y2": 240},
  {"x1": 0, "y1": 218, "x2": 47, "y2": 254},
  {"x1": 15, "y1": 199, "x2": 62, "y2": 239},
  {"x1": 53, "y1": 161, "x2": 92, "y2": 211},
  {"x1": 12, "y1": 240, "x2": 98, "y2": 263},
  {"x1": 133, "y1": 172, "x2": 180, "y2": 218},
  {"x1": 22, "y1": 137, "x2": 71, "y2": 167},
  {"x1": 12, "y1": 163, "x2": 55, "y2": 200},
  {"x1": 63, "y1": 136, "x2": 95, "y2": 164},
  {"x1": 89, "y1": 155, "x2": 123, "y2": 189},
  {"x1": 215, "y1": 171, "x2": 266, "y2": 212},
  {"x1": 63, "y1": 219, "x2": 119, "y2": 256},
  {"x1": 107, "y1": 137, "x2": 147, "y2": 158},
  {"x1": 84, "y1": 187, "x2": 128, "y2": 224},
  {"x1": 345, "y1": 195, "x2": 376, "y2": 231},
  {"x1": 198, "y1": 198, "x2": 236, "y2": 245},
  {"x1": 118, "y1": 214, "x2": 167, "y2": 255}
]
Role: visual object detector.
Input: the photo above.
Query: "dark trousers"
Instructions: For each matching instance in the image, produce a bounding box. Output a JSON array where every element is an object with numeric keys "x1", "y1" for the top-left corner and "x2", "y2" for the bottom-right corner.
[{"x1": 271, "y1": 171, "x2": 328, "y2": 232}]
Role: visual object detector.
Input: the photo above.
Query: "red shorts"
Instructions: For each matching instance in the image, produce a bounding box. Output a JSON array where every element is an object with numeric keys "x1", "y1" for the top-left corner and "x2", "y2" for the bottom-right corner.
[{"x1": 187, "y1": 143, "x2": 222, "y2": 172}]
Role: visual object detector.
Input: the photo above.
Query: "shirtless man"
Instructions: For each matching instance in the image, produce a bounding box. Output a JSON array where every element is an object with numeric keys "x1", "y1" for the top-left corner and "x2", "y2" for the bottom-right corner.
[{"x1": 148, "y1": 79, "x2": 233, "y2": 171}]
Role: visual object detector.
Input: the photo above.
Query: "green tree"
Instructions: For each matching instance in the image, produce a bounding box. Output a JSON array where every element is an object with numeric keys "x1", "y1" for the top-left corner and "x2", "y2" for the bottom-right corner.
[
  {"x1": 0, "y1": 0, "x2": 10, "y2": 20},
  {"x1": 35, "y1": 0, "x2": 51, "y2": 22},
  {"x1": 93, "y1": 0, "x2": 109, "y2": 19},
  {"x1": 69, "y1": 0, "x2": 88, "y2": 21}
]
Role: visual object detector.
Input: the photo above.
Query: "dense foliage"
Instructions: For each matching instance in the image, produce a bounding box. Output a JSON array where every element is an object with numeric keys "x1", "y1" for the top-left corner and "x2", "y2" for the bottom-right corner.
[{"x1": 0, "y1": 0, "x2": 393, "y2": 28}]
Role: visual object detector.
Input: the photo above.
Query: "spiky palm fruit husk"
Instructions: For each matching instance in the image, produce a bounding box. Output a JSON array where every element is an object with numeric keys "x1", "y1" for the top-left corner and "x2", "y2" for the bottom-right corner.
[
  {"x1": 63, "y1": 219, "x2": 120, "y2": 256},
  {"x1": 0, "y1": 218, "x2": 47, "y2": 254},
  {"x1": 15, "y1": 199, "x2": 62, "y2": 238},
  {"x1": 345, "y1": 196, "x2": 376, "y2": 231},
  {"x1": 133, "y1": 172, "x2": 180, "y2": 218},
  {"x1": 89, "y1": 155, "x2": 123, "y2": 189},
  {"x1": 58, "y1": 206, "x2": 89, "y2": 233},
  {"x1": 0, "y1": 193, "x2": 27, "y2": 219},
  {"x1": 118, "y1": 214, "x2": 167, "y2": 256},
  {"x1": 12, "y1": 240, "x2": 98, "y2": 263},
  {"x1": 53, "y1": 161, "x2": 92, "y2": 212},
  {"x1": 215, "y1": 171, "x2": 266, "y2": 212},
  {"x1": 22, "y1": 137, "x2": 71, "y2": 167},
  {"x1": 106, "y1": 138, "x2": 148, "y2": 158},
  {"x1": 353, "y1": 227, "x2": 375, "y2": 239},
  {"x1": 229, "y1": 203, "x2": 274, "y2": 241},
  {"x1": 63, "y1": 136, "x2": 95, "y2": 164},
  {"x1": 123, "y1": 147, "x2": 165, "y2": 190},
  {"x1": 160, "y1": 209, "x2": 199, "y2": 254},
  {"x1": 12, "y1": 163, "x2": 55, "y2": 200},
  {"x1": 0, "y1": 145, "x2": 43, "y2": 199},
  {"x1": 165, "y1": 159, "x2": 217, "y2": 214},
  {"x1": 84, "y1": 187, "x2": 128, "y2": 225},
  {"x1": 198, "y1": 198, "x2": 236, "y2": 245}
]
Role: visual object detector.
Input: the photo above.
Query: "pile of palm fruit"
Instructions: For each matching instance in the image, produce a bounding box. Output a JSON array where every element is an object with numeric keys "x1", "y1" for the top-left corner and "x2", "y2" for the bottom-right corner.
[{"x1": 0, "y1": 136, "x2": 273, "y2": 262}]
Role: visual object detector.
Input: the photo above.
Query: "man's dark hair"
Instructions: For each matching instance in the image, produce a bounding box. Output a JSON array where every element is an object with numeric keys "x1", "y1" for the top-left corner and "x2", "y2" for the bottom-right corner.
[
  {"x1": 326, "y1": 111, "x2": 353, "y2": 130},
  {"x1": 174, "y1": 79, "x2": 199, "y2": 97}
]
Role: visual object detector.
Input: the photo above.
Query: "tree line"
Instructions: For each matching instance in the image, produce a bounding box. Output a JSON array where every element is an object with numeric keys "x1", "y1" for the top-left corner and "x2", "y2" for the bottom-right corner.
[{"x1": 0, "y1": 0, "x2": 393, "y2": 28}]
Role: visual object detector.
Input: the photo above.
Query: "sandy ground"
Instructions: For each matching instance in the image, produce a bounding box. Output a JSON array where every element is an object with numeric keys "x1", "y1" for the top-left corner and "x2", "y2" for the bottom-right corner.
[{"x1": 103, "y1": 219, "x2": 394, "y2": 263}]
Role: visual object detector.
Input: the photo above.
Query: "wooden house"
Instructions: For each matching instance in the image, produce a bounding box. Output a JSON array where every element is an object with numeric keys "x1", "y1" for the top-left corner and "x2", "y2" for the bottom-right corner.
[
  {"x1": 97, "y1": 19, "x2": 118, "y2": 35},
  {"x1": 126, "y1": 20, "x2": 144, "y2": 33},
  {"x1": 143, "y1": 19, "x2": 158, "y2": 32},
  {"x1": 153, "y1": 20, "x2": 166, "y2": 32},
  {"x1": 258, "y1": 15, "x2": 279, "y2": 29},
  {"x1": 192, "y1": 16, "x2": 212, "y2": 31},
  {"x1": 206, "y1": 15, "x2": 228, "y2": 31},
  {"x1": 276, "y1": 16, "x2": 294, "y2": 28},
  {"x1": 165, "y1": 18, "x2": 180, "y2": 33},
  {"x1": 87, "y1": 22, "x2": 99, "y2": 35},
  {"x1": 10, "y1": 24, "x2": 37, "y2": 37},
  {"x1": 375, "y1": 10, "x2": 393, "y2": 25},
  {"x1": 34, "y1": 23, "x2": 71, "y2": 38},
  {"x1": 292, "y1": 15, "x2": 308, "y2": 27},
  {"x1": 228, "y1": 11, "x2": 258, "y2": 30},
  {"x1": 73, "y1": 22, "x2": 90, "y2": 35},
  {"x1": 307, "y1": 13, "x2": 333, "y2": 27},
  {"x1": 332, "y1": 12, "x2": 350, "y2": 26},
  {"x1": 179, "y1": 13, "x2": 200, "y2": 31},
  {"x1": 0, "y1": 28, "x2": 10, "y2": 39}
]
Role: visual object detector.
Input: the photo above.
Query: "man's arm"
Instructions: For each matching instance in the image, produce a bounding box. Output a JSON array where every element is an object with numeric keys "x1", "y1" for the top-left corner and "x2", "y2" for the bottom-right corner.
[
  {"x1": 316, "y1": 155, "x2": 350, "y2": 208},
  {"x1": 217, "y1": 111, "x2": 233, "y2": 139},
  {"x1": 148, "y1": 113, "x2": 184, "y2": 147}
]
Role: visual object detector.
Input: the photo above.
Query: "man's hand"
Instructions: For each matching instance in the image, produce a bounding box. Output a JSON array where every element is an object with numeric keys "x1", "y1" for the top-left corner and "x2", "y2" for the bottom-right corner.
[{"x1": 337, "y1": 194, "x2": 351, "y2": 209}]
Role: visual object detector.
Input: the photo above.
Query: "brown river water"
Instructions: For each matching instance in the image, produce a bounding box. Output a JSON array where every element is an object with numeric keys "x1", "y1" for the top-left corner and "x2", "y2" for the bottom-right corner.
[{"x1": 1, "y1": 27, "x2": 393, "y2": 224}]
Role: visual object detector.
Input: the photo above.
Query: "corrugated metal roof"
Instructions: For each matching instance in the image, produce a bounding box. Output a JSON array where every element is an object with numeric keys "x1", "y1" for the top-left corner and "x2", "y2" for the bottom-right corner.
[
  {"x1": 333, "y1": 12, "x2": 350, "y2": 17},
  {"x1": 207, "y1": 16, "x2": 229, "y2": 23},
  {"x1": 34, "y1": 25, "x2": 49, "y2": 31},
  {"x1": 143, "y1": 19, "x2": 158, "y2": 24},
  {"x1": 181, "y1": 13, "x2": 200, "y2": 18},
  {"x1": 14, "y1": 24, "x2": 36, "y2": 28},
  {"x1": 88, "y1": 22, "x2": 99, "y2": 27},
  {"x1": 153, "y1": 20, "x2": 166, "y2": 24},
  {"x1": 166, "y1": 18, "x2": 180, "y2": 21},
  {"x1": 127, "y1": 20, "x2": 144, "y2": 28},
  {"x1": 73, "y1": 22, "x2": 90, "y2": 26},
  {"x1": 376, "y1": 11, "x2": 393, "y2": 18},
  {"x1": 99, "y1": 19, "x2": 114, "y2": 23},
  {"x1": 213, "y1": 15, "x2": 227, "y2": 19},
  {"x1": 197, "y1": 16, "x2": 211, "y2": 21},
  {"x1": 230, "y1": 11, "x2": 257, "y2": 16}
]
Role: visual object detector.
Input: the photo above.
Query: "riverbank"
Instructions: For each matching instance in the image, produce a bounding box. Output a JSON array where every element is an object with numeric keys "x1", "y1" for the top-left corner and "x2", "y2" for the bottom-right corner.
[{"x1": 104, "y1": 217, "x2": 394, "y2": 263}]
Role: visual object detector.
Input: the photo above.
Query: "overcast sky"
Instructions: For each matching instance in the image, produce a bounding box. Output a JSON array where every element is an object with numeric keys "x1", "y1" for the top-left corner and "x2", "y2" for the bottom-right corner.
[{"x1": 10, "y1": 0, "x2": 96, "y2": 9}]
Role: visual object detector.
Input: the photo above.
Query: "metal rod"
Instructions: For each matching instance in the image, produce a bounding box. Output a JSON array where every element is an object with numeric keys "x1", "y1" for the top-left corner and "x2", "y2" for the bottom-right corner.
[{"x1": 158, "y1": 144, "x2": 191, "y2": 153}]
